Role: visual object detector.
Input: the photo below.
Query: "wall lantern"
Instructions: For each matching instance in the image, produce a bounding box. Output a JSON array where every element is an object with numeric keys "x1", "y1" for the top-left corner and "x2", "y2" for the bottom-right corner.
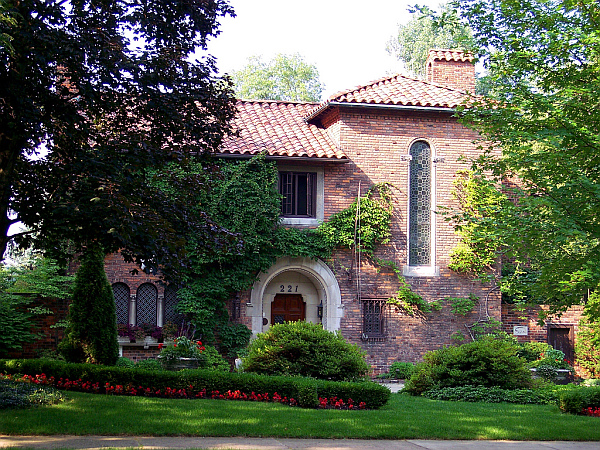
[{"x1": 317, "y1": 300, "x2": 323, "y2": 322}]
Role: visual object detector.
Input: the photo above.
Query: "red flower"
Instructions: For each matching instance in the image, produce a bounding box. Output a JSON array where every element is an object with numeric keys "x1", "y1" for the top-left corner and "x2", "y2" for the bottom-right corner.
[{"x1": 158, "y1": 343, "x2": 164, "y2": 349}]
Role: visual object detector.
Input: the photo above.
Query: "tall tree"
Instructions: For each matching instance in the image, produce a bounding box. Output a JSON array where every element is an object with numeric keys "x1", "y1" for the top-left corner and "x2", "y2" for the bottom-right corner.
[
  {"x1": 436, "y1": 0, "x2": 600, "y2": 318},
  {"x1": 386, "y1": 3, "x2": 474, "y2": 79},
  {"x1": 231, "y1": 53, "x2": 324, "y2": 102},
  {"x1": 0, "y1": 0, "x2": 237, "y2": 279}
]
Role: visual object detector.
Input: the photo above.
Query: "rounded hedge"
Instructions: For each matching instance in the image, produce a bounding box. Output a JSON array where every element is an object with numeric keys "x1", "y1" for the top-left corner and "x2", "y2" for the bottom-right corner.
[
  {"x1": 242, "y1": 321, "x2": 370, "y2": 381},
  {"x1": 404, "y1": 336, "x2": 533, "y2": 395}
]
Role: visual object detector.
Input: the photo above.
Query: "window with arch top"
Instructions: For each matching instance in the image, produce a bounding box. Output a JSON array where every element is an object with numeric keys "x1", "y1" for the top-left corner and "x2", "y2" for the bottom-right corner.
[{"x1": 409, "y1": 140, "x2": 431, "y2": 266}]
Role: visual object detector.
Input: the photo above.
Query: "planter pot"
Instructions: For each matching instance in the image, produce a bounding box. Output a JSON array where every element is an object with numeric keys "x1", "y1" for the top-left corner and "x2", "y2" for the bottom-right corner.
[
  {"x1": 117, "y1": 336, "x2": 131, "y2": 345},
  {"x1": 159, "y1": 357, "x2": 201, "y2": 371},
  {"x1": 144, "y1": 336, "x2": 158, "y2": 345}
]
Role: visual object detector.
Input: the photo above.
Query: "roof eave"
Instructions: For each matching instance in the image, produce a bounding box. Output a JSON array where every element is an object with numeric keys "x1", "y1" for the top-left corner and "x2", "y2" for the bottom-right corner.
[
  {"x1": 214, "y1": 153, "x2": 350, "y2": 164},
  {"x1": 305, "y1": 101, "x2": 456, "y2": 125}
]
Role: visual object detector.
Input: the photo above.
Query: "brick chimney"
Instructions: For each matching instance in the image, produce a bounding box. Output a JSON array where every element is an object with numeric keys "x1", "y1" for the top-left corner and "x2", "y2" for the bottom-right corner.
[{"x1": 425, "y1": 49, "x2": 475, "y2": 93}]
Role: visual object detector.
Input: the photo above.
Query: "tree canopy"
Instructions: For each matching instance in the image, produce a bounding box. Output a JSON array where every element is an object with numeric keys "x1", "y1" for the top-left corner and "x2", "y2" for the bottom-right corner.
[
  {"x1": 436, "y1": 0, "x2": 600, "y2": 318},
  {"x1": 386, "y1": 2, "x2": 474, "y2": 79},
  {"x1": 0, "y1": 0, "x2": 237, "y2": 280},
  {"x1": 231, "y1": 53, "x2": 324, "y2": 102}
]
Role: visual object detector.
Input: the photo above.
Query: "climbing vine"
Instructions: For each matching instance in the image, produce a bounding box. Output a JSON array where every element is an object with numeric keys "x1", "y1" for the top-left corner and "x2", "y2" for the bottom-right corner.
[{"x1": 445, "y1": 169, "x2": 506, "y2": 279}]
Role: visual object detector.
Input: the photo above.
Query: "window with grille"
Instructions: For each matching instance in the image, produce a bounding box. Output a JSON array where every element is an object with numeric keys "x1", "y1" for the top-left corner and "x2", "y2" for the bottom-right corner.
[
  {"x1": 164, "y1": 286, "x2": 183, "y2": 325},
  {"x1": 362, "y1": 299, "x2": 387, "y2": 338},
  {"x1": 136, "y1": 283, "x2": 158, "y2": 326},
  {"x1": 409, "y1": 141, "x2": 431, "y2": 266},
  {"x1": 279, "y1": 171, "x2": 317, "y2": 217},
  {"x1": 112, "y1": 283, "x2": 130, "y2": 324}
]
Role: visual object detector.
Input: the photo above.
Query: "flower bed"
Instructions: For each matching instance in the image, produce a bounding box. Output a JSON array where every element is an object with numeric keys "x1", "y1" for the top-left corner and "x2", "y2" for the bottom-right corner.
[{"x1": 0, "y1": 373, "x2": 368, "y2": 410}]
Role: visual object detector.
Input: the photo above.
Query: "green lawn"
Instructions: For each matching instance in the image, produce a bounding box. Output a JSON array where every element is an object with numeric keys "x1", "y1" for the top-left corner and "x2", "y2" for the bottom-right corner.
[{"x1": 1, "y1": 391, "x2": 599, "y2": 440}]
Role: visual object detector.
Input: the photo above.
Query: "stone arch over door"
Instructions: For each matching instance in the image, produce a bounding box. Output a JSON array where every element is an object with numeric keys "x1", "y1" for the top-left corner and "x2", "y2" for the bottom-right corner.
[{"x1": 248, "y1": 257, "x2": 342, "y2": 336}]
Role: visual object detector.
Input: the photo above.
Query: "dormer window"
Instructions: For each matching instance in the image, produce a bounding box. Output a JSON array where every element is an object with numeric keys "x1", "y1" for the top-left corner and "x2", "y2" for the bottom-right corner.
[{"x1": 279, "y1": 171, "x2": 317, "y2": 218}]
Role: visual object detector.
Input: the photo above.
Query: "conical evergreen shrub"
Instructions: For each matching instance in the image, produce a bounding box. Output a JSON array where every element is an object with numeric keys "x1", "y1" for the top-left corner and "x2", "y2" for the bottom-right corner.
[{"x1": 59, "y1": 244, "x2": 119, "y2": 365}]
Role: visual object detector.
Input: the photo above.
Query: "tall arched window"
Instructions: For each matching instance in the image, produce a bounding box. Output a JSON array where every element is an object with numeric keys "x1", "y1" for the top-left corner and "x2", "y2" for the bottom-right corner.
[
  {"x1": 136, "y1": 283, "x2": 158, "y2": 326},
  {"x1": 112, "y1": 283, "x2": 130, "y2": 324},
  {"x1": 409, "y1": 141, "x2": 432, "y2": 266}
]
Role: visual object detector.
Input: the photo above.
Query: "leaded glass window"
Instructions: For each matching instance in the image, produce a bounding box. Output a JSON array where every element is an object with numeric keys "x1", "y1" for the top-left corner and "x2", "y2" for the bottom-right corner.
[
  {"x1": 362, "y1": 299, "x2": 387, "y2": 337},
  {"x1": 164, "y1": 286, "x2": 183, "y2": 325},
  {"x1": 409, "y1": 141, "x2": 431, "y2": 266},
  {"x1": 136, "y1": 283, "x2": 157, "y2": 326},
  {"x1": 112, "y1": 283, "x2": 130, "y2": 324}
]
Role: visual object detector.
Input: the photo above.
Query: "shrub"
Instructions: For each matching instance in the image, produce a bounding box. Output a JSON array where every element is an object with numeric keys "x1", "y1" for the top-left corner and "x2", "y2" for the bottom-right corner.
[
  {"x1": 202, "y1": 345, "x2": 229, "y2": 371},
  {"x1": 219, "y1": 323, "x2": 252, "y2": 358},
  {"x1": 295, "y1": 379, "x2": 319, "y2": 408},
  {"x1": 517, "y1": 342, "x2": 551, "y2": 363},
  {"x1": 0, "y1": 358, "x2": 390, "y2": 409},
  {"x1": 575, "y1": 315, "x2": 600, "y2": 378},
  {"x1": 389, "y1": 361, "x2": 415, "y2": 379},
  {"x1": 424, "y1": 385, "x2": 559, "y2": 405},
  {"x1": 243, "y1": 321, "x2": 370, "y2": 381},
  {"x1": 404, "y1": 336, "x2": 532, "y2": 395},
  {"x1": 115, "y1": 357, "x2": 135, "y2": 369},
  {"x1": 134, "y1": 359, "x2": 162, "y2": 371},
  {"x1": 0, "y1": 379, "x2": 66, "y2": 409},
  {"x1": 558, "y1": 386, "x2": 600, "y2": 414},
  {"x1": 59, "y1": 245, "x2": 119, "y2": 365}
]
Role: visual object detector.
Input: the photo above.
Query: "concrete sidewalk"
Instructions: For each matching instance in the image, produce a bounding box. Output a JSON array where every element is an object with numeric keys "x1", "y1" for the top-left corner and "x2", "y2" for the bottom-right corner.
[{"x1": 1, "y1": 436, "x2": 600, "y2": 450}]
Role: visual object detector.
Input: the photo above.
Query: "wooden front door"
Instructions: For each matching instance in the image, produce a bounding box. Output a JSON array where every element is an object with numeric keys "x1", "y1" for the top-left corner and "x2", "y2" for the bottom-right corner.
[
  {"x1": 549, "y1": 327, "x2": 573, "y2": 363},
  {"x1": 271, "y1": 294, "x2": 305, "y2": 325}
]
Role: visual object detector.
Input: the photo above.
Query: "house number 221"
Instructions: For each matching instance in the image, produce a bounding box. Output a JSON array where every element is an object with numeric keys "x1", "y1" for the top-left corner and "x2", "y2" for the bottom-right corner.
[{"x1": 280, "y1": 285, "x2": 299, "y2": 293}]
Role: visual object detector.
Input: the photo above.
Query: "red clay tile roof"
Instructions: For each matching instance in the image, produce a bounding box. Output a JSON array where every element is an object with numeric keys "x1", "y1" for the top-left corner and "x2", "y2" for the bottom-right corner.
[
  {"x1": 305, "y1": 73, "x2": 469, "y2": 124},
  {"x1": 220, "y1": 100, "x2": 347, "y2": 160},
  {"x1": 427, "y1": 49, "x2": 474, "y2": 63}
]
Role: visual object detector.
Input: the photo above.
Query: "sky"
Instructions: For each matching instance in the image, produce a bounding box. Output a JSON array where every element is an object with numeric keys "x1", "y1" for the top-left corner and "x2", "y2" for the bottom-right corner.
[{"x1": 205, "y1": 0, "x2": 441, "y2": 99}]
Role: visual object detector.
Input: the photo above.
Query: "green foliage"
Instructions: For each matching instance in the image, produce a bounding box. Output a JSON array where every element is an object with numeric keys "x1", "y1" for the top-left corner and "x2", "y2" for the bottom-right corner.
[
  {"x1": 295, "y1": 379, "x2": 319, "y2": 408},
  {"x1": 218, "y1": 323, "x2": 252, "y2": 358},
  {"x1": 380, "y1": 259, "x2": 442, "y2": 315},
  {"x1": 558, "y1": 387, "x2": 600, "y2": 414},
  {"x1": 424, "y1": 385, "x2": 561, "y2": 405},
  {"x1": 434, "y1": 0, "x2": 600, "y2": 319},
  {"x1": 0, "y1": 358, "x2": 390, "y2": 409},
  {"x1": 446, "y1": 294, "x2": 478, "y2": 316},
  {"x1": 575, "y1": 312, "x2": 600, "y2": 378},
  {"x1": 115, "y1": 357, "x2": 135, "y2": 369},
  {"x1": 169, "y1": 157, "x2": 392, "y2": 339},
  {"x1": 0, "y1": 258, "x2": 73, "y2": 356},
  {"x1": 59, "y1": 245, "x2": 119, "y2": 365},
  {"x1": 0, "y1": 379, "x2": 66, "y2": 410},
  {"x1": 386, "y1": 2, "x2": 475, "y2": 79},
  {"x1": 517, "y1": 342, "x2": 552, "y2": 363},
  {"x1": 158, "y1": 337, "x2": 206, "y2": 361},
  {"x1": 202, "y1": 345, "x2": 230, "y2": 372},
  {"x1": 0, "y1": 0, "x2": 236, "y2": 278},
  {"x1": 318, "y1": 183, "x2": 393, "y2": 255},
  {"x1": 134, "y1": 359, "x2": 163, "y2": 372},
  {"x1": 243, "y1": 321, "x2": 371, "y2": 381},
  {"x1": 232, "y1": 53, "x2": 324, "y2": 102},
  {"x1": 389, "y1": 361, "x2": 415, "y2": 379},
  {"x1": 445, "y1": 170, "x2": 506, "y2": 279},
  {"x1": 404, "y1": 336, "x2": 532, "y2": 395}
]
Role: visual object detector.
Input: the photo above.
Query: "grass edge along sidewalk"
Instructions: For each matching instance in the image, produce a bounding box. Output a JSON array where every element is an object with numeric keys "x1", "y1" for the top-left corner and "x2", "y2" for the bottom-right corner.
[{"x1": 1, "y1": 391, "x2": 600, "y2": 441}]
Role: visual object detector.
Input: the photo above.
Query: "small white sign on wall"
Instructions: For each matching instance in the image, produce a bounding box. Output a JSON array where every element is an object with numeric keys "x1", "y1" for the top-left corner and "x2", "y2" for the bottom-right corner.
[{"x1": 513, "y1": 325, "x2": 529, "y2": 336}]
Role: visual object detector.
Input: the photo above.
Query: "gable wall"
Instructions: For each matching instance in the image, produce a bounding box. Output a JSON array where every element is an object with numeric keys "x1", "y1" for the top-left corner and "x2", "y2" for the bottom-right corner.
[{"x1": 322, "y1": 106, "x2": 501, "y2": 372}]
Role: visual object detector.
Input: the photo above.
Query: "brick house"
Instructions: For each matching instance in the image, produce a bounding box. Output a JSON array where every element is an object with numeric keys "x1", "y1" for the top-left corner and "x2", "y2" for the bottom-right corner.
[
  {"x1": 105, "y1": 49, "x2": 506, "y2": 369},
  {"x1": 33, "y1": 49, "x2": 582, "y2": 371}
]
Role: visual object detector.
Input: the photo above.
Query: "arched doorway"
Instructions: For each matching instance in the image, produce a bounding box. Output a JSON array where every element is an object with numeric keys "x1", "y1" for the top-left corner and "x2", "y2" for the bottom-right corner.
[{"x1": 248, "y1": 257, "x2": 342, "y2": 336}]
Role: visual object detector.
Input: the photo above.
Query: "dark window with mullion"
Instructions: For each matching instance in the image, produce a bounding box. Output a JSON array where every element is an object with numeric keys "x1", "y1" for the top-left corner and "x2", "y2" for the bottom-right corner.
[
  {"x1": 279, "y1": 171, "x2": 316, "y2": 217},
  {"x1": 362, "y1": 299, "x2": 387, "y2": 337}
]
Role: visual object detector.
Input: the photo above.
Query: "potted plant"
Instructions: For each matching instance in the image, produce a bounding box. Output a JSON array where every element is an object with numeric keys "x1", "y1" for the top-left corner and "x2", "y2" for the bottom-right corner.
[
  {"x1": 162, "y1": 321, "x2": 178, "y2": 343},
  {"x1": 157, "y1": 336, "x2": 206, "y2": 370},
  {"x1": 117, "y1": 323, "x2": 132, "y2": 344}
]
